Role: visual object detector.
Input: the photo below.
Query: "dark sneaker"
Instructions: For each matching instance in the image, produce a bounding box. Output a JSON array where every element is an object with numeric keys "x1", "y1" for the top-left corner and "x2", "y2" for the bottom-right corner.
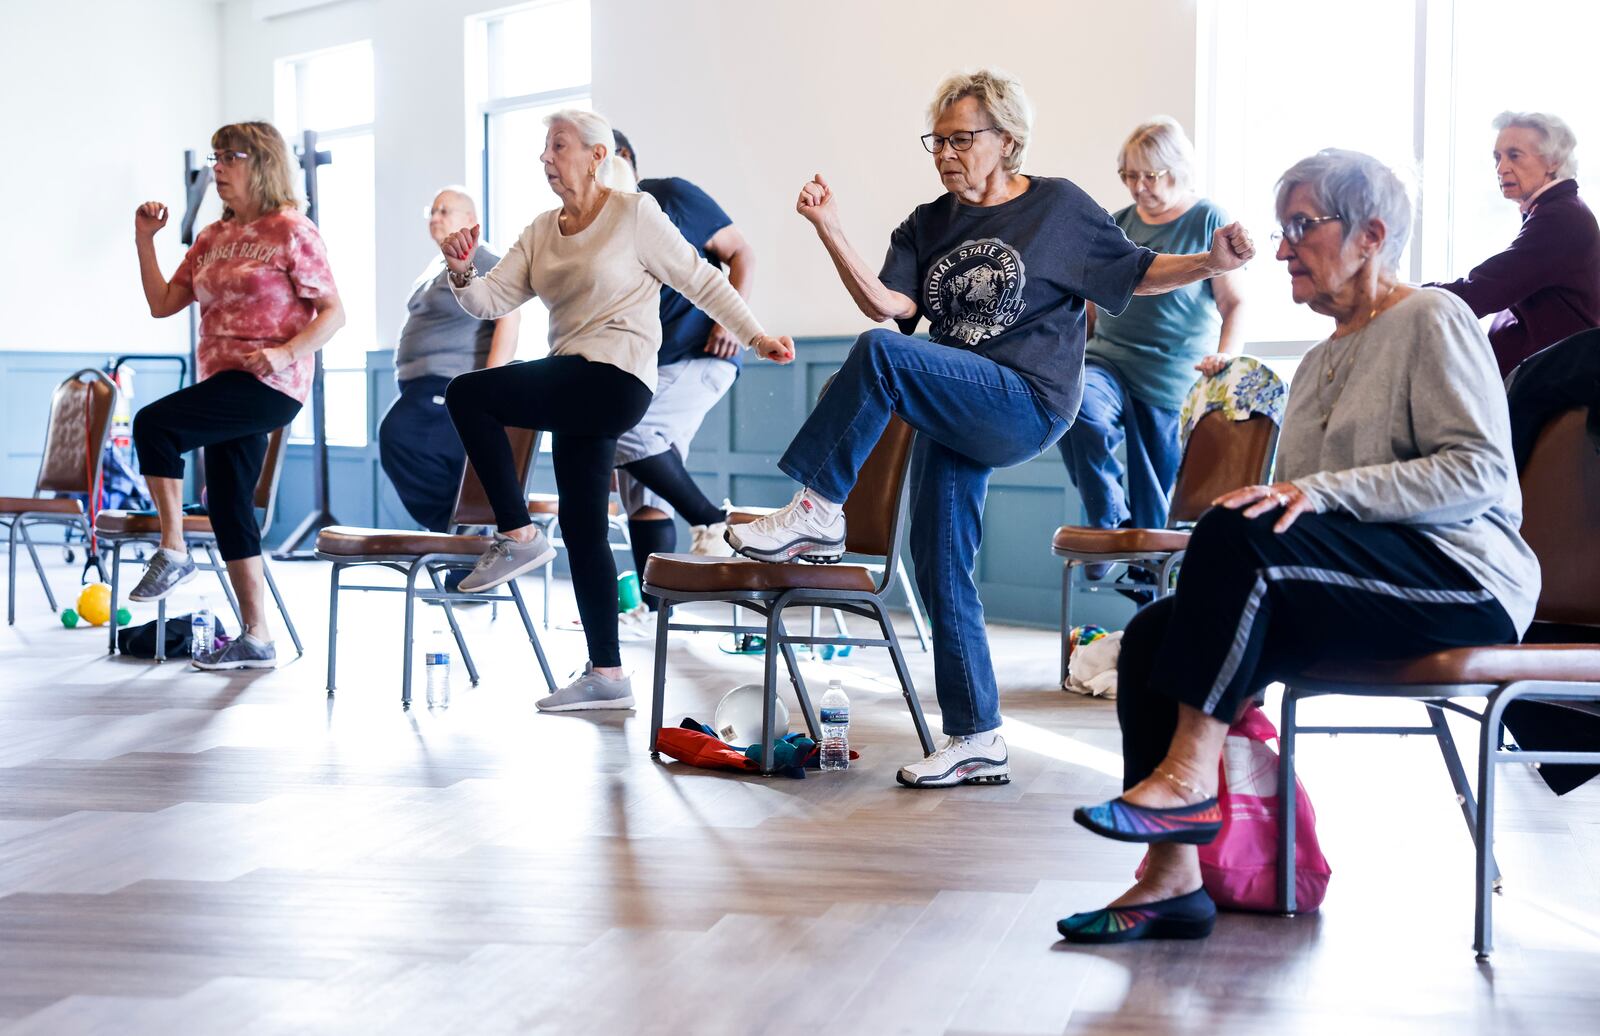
[
  {"x1": 192, "y1": 636, "x2": 277, "y2": 671},
  {"x1": 458, "y1": 529, "x2": 556, "y2": 593},
  {"x1": 128, "y1": 550, "x2": 197, "y2": 602}
]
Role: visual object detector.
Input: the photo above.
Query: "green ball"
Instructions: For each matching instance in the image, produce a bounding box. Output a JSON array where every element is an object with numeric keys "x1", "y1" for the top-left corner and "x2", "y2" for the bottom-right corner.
[
  {"x1": 60, "y1": 609, "x2": 79, "y2": 628},
  {"x1": 115, "y1": 608, "x2": 132, "y2": 627}
]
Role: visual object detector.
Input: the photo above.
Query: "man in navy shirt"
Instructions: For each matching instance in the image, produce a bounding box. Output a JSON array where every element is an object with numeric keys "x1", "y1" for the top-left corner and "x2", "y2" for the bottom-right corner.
[{"x1": 610, "y1": 130, "x2": 757, "y2": 589}]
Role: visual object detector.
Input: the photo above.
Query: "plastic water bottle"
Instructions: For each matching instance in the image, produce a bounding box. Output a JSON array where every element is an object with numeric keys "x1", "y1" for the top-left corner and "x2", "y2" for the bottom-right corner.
[
  {"x1": 425, "y1": 628, "x2": 452, "y2": 708},
  {"x1": 191, "y1": 599, "x2": 214, "y2": 658},
  {"x1": 819, "y1": 679, "x2": 850, "y2": 771}
]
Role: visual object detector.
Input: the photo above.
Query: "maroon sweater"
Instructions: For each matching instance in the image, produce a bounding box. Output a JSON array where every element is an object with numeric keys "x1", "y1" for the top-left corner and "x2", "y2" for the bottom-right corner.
[{"x1": 1434, "y1": 179, "x2": 1600, "y2": 376}]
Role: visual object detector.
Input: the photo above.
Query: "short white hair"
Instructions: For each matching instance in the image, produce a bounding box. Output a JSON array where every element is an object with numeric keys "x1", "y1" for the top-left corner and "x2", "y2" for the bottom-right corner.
[
  {"x1": 1120, "y1": 116, "x2": 1196, "y2": 190},
  {"x1": 1493, "y1": 110, "x2": 1578, "y2": 178},
  {"x1": 1275, "y1": 149, "x2": 1413, "y2": 272},
  {"x1": 927, "y1": 68, "x2": 1034, "y2": 174},
  {"x1": 543, "y1": 108, "x2": 615, "y2": 182}
]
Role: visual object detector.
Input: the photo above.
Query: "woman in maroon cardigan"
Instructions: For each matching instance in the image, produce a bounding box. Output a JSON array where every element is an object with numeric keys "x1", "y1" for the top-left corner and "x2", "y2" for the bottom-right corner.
[{"x1": 1435, "y1": 111, "x2": 1600, "y2": 377}]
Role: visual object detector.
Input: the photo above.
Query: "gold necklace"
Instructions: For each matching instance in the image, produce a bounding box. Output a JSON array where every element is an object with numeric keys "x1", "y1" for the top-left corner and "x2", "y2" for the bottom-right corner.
[{"x1": 1319, "y1": 285, "x2": 1398, "y2": 426}]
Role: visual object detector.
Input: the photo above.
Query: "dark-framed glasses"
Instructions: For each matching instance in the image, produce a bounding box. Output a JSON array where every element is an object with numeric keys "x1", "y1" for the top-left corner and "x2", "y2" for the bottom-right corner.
[
  {"x1": 1118, "y1": 169, "x2": 1169, "y2": 186},
  {"x1": 205, "y1": 150, "x2": 251, "y2": 167},
  {"x1": 1272, "y1": 213, "x2": 1344, "y2": 245},
  {"x1": 921, "y1": 127, "x2": 1001, "y2": 154}
]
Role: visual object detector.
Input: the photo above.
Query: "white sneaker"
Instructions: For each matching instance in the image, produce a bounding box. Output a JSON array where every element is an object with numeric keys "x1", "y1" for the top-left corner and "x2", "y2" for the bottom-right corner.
[
  {"x1": 896, "y1": 734, "x2": 1010, "y2": 788},
  {"x1": 724, "y1": 489, "x2": 845, "y2": 564},
  {"x1": 690, "y1": 521, "x2": 735, "y2": 557}
]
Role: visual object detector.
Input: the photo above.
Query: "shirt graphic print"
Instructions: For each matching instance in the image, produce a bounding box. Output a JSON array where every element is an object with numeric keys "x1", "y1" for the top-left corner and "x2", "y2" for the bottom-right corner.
[{"x1": 924, "y1": 237, "x2": 1028, "y2": 346}]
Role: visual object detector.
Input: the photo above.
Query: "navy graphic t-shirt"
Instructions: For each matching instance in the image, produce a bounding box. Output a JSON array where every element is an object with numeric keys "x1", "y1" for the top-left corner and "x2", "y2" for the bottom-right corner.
[
  {"x1": 879, "y1": 176, "x2": 1157, "y2": 422},
  {"x1": 639, "y1": 177, "x2": 739, "y2": 368}
]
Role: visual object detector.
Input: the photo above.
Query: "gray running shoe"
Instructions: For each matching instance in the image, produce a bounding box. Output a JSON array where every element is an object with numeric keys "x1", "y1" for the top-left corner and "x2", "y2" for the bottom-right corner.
[
  {"x1": 536, "y1": 664, "x2": 634, "y2": 712},
  {"x1": 128, "y1": 550, "x2": 197, "y2": 602},
  {"x1": 457, "y1": 528, "x2": 556, "y2": 593},
  {"x1": 192, "y1": 636, "x2": 277, "y2": 671}
]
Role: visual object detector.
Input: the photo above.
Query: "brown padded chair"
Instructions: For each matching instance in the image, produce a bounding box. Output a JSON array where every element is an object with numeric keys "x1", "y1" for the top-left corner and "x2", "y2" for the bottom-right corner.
[
  {"x1": 1277, "y1": 408, "x2": 1600, "y2": 959},
  {"x1": 642, "y1": 415, "x2": 936, "y2": 774},
  {"x1": 97, "y1": 425, "x2": 302, "y2": 662},
  {"x1": 1051, "y1": 409, "x2": 1279, "y2": 682},
  {"x1": 316, "y1": 428, "x2": 556, "y2": 708},
  {"x1": 2, "y1": 369, "x2": 117, "y2": 624}
]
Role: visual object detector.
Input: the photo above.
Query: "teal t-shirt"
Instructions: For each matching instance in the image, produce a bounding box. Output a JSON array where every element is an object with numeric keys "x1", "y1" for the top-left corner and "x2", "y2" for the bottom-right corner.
[{"x1": 1087, "y1": 198, "x2": 1227, "y2": 410}]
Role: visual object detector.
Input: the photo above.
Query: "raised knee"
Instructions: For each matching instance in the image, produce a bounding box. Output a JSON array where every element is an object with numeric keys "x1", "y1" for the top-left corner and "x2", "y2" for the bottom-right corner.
[{"x1": 853, "y1": 327, "x2": 902, "y2": 366}]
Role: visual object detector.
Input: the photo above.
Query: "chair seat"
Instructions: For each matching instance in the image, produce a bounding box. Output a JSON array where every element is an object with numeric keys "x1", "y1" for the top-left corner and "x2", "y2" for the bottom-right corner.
[
  {"x1": 316, "y1": 526, "x2": 492, "y2": 559},
  {"x1": 527, "y1": 493, "x2": 620, "y2": 517},
  {"x1": 1052, "y1": 525, "x2": 1191, "y2": 555},
  {"x1": 1300, "y1": 643, "x2": 1600, "y2": 687},
  {"x1": 96, "y1": 511, "x2": 215, "y2": 536},
  {"x1": 643, "y1": 553, "x2": 876, "y2": 594},
  {"x1": 0, "y1": 496, "x2": 83, "y2": 517}
]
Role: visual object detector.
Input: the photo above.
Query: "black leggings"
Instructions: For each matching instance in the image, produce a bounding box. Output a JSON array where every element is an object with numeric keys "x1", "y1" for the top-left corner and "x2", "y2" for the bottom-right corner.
[
  {"x1": 132, "y1": 370, "x2": 302, "y2": 561},
  {"x1": 1116, "y1": 506, "x2": 1518, "y2": 791},
  {"x1": 445, "y1": 356, "x2": 651, "y2": 668}
]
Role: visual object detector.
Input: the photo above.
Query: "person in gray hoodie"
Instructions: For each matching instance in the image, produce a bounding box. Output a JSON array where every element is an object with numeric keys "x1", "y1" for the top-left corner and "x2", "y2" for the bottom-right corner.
[{"x1": 1060, "y1": 149, "x2": 1541, "y2": 945}]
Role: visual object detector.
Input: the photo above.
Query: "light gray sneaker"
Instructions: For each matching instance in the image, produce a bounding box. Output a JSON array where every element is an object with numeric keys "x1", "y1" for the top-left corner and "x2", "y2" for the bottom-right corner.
[
  {"x1": 192, "y1": 635, "x2": 277, "y2": 671},
  {"x1": 536, "y1": 664, "x2": 634, "y2": 712},
  {"x1": 128, "y1": 550, "x2": 197, "y2": 602},
  {"x1": 457, "y1": 528, "x2": 556, "y2": 593}
]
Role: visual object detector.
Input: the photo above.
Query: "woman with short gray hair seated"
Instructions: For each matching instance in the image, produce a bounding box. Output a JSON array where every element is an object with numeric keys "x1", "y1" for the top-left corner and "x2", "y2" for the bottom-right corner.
[
  {"x1": 1433, "y1": 111, "x2": 1600, "y2": 376},
  {"x1": 1060, "y1": 149, "x2": 1541, "y2": 944}
]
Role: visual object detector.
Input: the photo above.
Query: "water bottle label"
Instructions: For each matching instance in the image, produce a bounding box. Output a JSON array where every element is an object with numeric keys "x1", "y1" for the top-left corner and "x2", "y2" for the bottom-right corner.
[
  {"x1": 425, "y1": 652, "x2": 450, "y2": 665},
  {"x1": 819, "y1": 707, "x2": 849, "y2": 725}
]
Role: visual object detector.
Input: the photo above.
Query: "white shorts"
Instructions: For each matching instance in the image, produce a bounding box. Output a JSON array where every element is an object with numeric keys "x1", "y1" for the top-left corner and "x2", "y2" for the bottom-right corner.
[{"x1": 614, "y1": 357, "x2": 738, "y2": 518}]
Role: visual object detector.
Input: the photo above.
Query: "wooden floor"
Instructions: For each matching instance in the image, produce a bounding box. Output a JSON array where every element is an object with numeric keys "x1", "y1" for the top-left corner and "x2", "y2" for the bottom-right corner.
[{"x1": 0, "y1": 551, "x2": 1597, "y2": 1035}]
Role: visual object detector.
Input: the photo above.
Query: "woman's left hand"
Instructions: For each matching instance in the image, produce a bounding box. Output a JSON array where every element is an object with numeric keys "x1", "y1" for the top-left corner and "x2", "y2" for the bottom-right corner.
[
  {"x1": 245, "y1": 346, "x2": 295, "y2": 376},
  {"x1": 1208, "y1": 222, "x2": 1255, "y2": 273},
  {"x1": 752, "y1": 334, "x2": 795, "y2": 364},
  {"x1": 1214, "y1": 480, "x2": 1314, "y2": 532}
]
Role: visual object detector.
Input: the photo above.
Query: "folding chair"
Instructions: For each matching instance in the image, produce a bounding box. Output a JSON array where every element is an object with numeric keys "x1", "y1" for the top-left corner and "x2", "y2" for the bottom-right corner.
[
  {"x1": 317, "y1": 428, "x2": 557, "y2": 707},
  {"x1": 1051, "y1": 409, "x2": 1279, "y2": 683},
  {"x1": 2, "y1": 369, "x2": 116, "y2": 624},
  {"x1": 98, "y1": 424, "x2": 301, "y2": 661},
  {"x1": 643, "y1": 415, "x2": 935, "y2": 774},
  {"x1": 1279, "y1": 408, "x2": 1600, "y2": 959}
]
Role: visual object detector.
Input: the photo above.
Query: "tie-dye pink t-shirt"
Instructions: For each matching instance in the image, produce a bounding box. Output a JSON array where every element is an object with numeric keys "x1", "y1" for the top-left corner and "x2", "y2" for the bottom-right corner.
[{"x1": 172, "y1": 210, "x2": 337, "y2": 405}]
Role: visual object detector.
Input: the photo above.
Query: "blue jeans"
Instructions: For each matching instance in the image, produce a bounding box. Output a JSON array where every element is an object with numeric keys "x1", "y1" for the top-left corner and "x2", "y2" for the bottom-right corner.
[
  {"x1": 778, "y1": 329, "x2": 1069, "y2": 735},
  {"x1": 1057, "y1": 361, "x2": 1181, "y2": 530}
]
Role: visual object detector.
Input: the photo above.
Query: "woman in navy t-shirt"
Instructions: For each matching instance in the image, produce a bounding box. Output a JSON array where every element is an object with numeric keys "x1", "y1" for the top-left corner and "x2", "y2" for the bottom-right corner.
[{"x1": 727, "y1": 69, "x2": 1253, "y2": 788}]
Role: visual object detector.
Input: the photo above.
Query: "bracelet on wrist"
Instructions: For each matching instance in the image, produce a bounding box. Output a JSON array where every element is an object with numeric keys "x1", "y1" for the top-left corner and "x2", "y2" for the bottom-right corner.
[{"x1": 448, "y1": 265, "x2": 477, "y2": 289}]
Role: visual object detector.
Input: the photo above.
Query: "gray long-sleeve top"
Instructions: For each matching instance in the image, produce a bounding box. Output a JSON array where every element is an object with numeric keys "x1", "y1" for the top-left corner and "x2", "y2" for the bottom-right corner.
[{"x1": 1278, "y1": 287, "x2": 1541, "y2": 634}]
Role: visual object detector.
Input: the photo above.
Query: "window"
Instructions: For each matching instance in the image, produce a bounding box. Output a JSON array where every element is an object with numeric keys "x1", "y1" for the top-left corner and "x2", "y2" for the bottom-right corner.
[
  {"x1": 467, "y1": 1, "x2": 592, "y2": 361},
  {"x1": 274, "y1": 40, "x2": 376, "y2": 446}
]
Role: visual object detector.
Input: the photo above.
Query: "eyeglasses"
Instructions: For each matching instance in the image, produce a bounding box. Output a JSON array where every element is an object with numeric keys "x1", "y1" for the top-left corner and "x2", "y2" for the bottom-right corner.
[
  {"x1": 1118, "y1": 169, "x2": 1170, "y2": 186},
  {"x1": 205, "y1": 150, "x2": 251, "y2": 167},
  {"x1": 921, "y1": 128, "x2": 1002, "y2": 154},
  {"x1": 1271, "y1": 213, "x2": 1344, "y2": 245}
]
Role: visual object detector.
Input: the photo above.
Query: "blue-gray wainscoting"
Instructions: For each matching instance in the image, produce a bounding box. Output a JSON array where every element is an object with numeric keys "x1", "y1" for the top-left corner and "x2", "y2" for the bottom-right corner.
[{"x1": 1, "y1": 341, "x2": 1134, "y2": 630}]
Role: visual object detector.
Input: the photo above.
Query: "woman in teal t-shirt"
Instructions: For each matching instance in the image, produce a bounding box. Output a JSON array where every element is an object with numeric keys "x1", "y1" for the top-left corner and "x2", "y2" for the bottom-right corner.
[{"x1": 1059, "y1": 117, "x2": 1246, "y2": 591}]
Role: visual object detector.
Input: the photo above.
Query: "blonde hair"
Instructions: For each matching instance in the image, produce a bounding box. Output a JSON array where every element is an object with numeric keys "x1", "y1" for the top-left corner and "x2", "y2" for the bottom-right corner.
[
  {"x1": 1120, "y1": 116, "x2": 1196, "y2": 190},
  {"x1": 926, "y1": 68, "x2": 1034, "y2": 174},
  {"x1": 211, "y1": 122, "x2": 299, "y2": 220}
]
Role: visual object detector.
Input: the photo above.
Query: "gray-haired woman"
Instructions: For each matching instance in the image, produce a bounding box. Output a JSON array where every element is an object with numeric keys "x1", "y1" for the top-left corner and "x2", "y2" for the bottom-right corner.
[
  {"x1": 1060, "y1": 149, "x2": 1540, "y2": 944},
  {"x1": 1434, "y1": 111, "x2": 1600, "y2": 376}
]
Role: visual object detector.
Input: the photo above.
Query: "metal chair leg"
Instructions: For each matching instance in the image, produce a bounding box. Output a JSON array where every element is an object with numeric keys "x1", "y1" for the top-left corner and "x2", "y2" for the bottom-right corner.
[
  {"x1": 1475, "y1": 688, "x2": 1511, "y2": 961},
  {"x1": 18, "y1": 521, "x2": 57, "y2": 614},
  {"x1": 1059, "y1": 559, "x2": 1076, "y2": 686},
  {"x1": 262, "y1": 559, "x2": 303, "y2": 656},
  {"x1": 1277, "y1": 687, "x2": 1300, "y2": 915},
  {"x1": 155, "y1": 596, "x2": 168, "y2": 663},
  {"x1": 6, "y1": 519, "x2": 17, "y2": 625},
  {"x1": 1426, "y1": 703, "x2": 1500, "y2": 886},
  {"x1": 428, "y1": 566, "x2": 479, "y2": 687},
  {"x1": 107, "y1": 539, "x2": 124, "y2": 654},
  {"x1": 504, "y1": 578, "x2": 555, "y2": 691},
  {"x1": 774, "y1": 612, "x2": 819, "y2": 739},
  {"x1": 759, "y1": 602, "x2": 783, "y2": 774},
  {"x1": 649, "y1": 600, "x2": 672, "y2": 758},
  {"x1": 325, "y1": 563, "x2": 342, "y2": 692},
  {"x1": 401, "y1": 564, "x2": 421, "y2": 708},
  {"x1": 877, "y1": 602, "x2": 935, "y2": 755}
]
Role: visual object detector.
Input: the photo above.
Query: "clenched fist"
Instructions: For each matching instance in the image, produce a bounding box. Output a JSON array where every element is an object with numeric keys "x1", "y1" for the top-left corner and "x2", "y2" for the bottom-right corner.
[{"x1": 135, "y1": 201, "x2": 169, "y2": 239}]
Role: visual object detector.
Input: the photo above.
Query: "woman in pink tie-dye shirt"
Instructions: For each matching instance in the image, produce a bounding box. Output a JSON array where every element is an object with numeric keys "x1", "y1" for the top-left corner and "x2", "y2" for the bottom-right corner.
[{"x1": 129, "y1": 121, "x2": 345, "y2": 671}]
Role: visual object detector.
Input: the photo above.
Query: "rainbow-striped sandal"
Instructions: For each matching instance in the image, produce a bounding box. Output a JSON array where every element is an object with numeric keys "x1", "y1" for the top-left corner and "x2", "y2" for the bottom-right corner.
[
  {"x1": 1056, "y1": 887, "x2": 1216, "y2": 944},
  {"x1": 1073, "y1": 796, "x2": 1222, "y2": 844}
]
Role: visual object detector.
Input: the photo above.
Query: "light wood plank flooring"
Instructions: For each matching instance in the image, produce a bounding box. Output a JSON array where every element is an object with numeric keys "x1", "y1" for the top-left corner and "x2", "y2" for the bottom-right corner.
[{"x1": 0, "y1": 552, "x2": 1596, "y2": 1034}]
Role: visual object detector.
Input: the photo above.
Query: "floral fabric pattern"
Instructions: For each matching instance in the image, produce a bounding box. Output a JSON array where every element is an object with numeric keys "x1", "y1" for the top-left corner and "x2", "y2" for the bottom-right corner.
[{"x1": 1177, "y1": 355, "x2": 1286, "y2": 446}]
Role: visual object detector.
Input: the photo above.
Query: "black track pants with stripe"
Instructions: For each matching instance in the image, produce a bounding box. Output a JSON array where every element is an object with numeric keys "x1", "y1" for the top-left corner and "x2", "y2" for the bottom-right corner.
[{"x1": 1116, "y1": 506, "x2": 1517, "y2": 792}]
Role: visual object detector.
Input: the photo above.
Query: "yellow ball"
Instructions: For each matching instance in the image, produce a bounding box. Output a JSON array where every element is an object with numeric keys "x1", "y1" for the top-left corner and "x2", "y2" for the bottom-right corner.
[{"x1": 76, "y1": 583, "x2": 113, "y2": 626}]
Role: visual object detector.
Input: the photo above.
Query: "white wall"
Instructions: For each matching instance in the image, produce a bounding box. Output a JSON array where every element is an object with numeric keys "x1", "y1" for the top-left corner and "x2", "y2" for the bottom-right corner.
[
  {"x1": 0, "y1": 0, "x2": 222, "y2": 352},
  {"x1": 7, "y1": 0, "x2": 1201, "y2": 352}
]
